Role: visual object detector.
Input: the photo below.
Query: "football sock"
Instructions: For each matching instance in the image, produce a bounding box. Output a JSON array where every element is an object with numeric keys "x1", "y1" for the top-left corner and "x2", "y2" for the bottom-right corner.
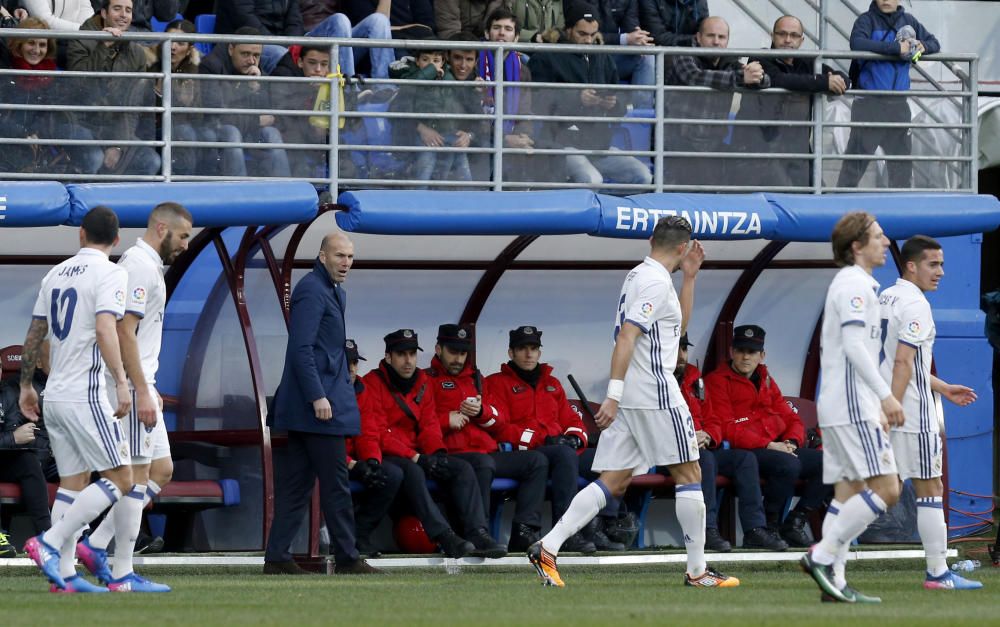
[
  {"x1": 541, "y1": 481, "x2": 608, "y2": 555},
  {"x1": 111, "y1": 485, "x2": 146, "y2": 579},
  {"x1": 60, "y1": 526, "x2": 86, "y2": 580},
  {"x1": 675, "y1": 484, "x2": 707, "y2": 577},
  {"x1": 814, "y1": 489, "x2": 886, "y2": 566},
  {"x1": 917, "y1": 497, "x2": 948, "y2": 577},
  {"x1": 43, "y1": 479, "x2": 121, "y2": 550},
  {"x1": 820, "y1": 500, "x2": 847, "y2": 588},
  {"x1": 50, "y1": 489, "x2": 82, "y2": 580},
  {"x1": 88, "y1": 478, "x2": 163, "y2": 550}
]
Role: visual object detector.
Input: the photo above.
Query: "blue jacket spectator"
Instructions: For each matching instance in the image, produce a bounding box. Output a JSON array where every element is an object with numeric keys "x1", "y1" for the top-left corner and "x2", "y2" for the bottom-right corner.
[{"x1": 848, "y1": 0, "x2": 939, "y2": 91}]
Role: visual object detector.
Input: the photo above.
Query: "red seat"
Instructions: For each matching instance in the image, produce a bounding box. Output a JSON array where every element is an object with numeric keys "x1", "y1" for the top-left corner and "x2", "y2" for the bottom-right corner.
[
  {"x1": 0, "y1": 344, "x2": 23, "y2": 380},
  {"x1": 784, "y1": 396, "x2": 818, "y2": 432},
  {"x1": 567, "y1": 398, "x2": 601, "y2": 444}
]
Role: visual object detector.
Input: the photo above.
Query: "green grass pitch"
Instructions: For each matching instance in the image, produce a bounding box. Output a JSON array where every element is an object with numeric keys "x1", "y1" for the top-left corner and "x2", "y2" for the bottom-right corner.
[{"x1": 2, "y1": 559, "x2": 998, "y2": 626}]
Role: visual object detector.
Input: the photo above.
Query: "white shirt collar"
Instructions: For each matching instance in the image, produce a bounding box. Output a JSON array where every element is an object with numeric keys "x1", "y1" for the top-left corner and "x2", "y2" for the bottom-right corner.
[
  {"x1": 78, "y1": 247, "x2": 109, "y2": 259},
  {"x1": 135, "y1": 237, "x2": 164, "y2": 270}
]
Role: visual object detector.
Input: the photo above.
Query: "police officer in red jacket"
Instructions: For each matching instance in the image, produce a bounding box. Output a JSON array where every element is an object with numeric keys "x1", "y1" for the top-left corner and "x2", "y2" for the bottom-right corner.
[
  {"x1": 363, "y1": 329, "x2": 507, "y2": 558},
  {"x1": 485, "y1": 326, "x2": 596, "y2": 554},
  {"x1": 425, "y1": 324, "x2": 549, "y2": 551},
  {"x1": 671, "y1": 334, "x2": 786, "y2": 552},
  {"x1": 344, "y1": 340, "x2": 403, "y2": 558},
  {"x1": 704, "y1": 325, "x2": 827, "y2": 547}
]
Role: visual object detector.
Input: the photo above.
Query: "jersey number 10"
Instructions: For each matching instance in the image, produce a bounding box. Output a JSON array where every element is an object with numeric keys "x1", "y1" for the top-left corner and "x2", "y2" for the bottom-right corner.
[{"x1": 51, "y1": 288, "x2": 78, "y2": 341}]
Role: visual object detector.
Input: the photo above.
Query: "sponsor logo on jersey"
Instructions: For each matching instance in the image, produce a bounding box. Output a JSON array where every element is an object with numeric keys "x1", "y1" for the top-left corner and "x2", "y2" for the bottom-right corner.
[
  {"x1": 132, "y1": 286, "x2": 146, "y2": 303},
  {"x1": 114, "y1": 289, "x2": 126, "y2": 306},
  {"x1": 849, "y1": 296, "x2": 864, "y2": 312},
  {"x1": 907, "y1": 320, "x2": 921, "y2": 335},
  {"x1": 641, "y1": 302, "x2": 654, "y2": 315}
]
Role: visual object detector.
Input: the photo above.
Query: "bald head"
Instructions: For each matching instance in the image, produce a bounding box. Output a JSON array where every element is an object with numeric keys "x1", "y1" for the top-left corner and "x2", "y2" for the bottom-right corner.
[
  {"x1": 696, "y1": 16, "x2": 729, "y2": 48},
  {"x1": 772, "y1": 15, "x2": 805, "y2": 51},
  {"x1": 319, "y1": 231, "x2": 355, "y2": 283}
]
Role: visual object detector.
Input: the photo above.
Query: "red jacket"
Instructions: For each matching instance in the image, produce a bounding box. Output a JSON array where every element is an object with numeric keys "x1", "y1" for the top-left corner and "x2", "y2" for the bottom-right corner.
[
  {"x1": 704, "y1": 363, "x2": 805, "y2": 450},
  {"x1": 424, "y1": 356, "x2": 505, "y2": 454},
  {"x1": 677, "y1": 364, "x2": 723, "y2": 447},
  {"x1": 484, "y1": 363, "x2": 589, "y2": 452},
  {"x1": 347, "y1": 379, "x2": 388, "y2": 463},
  {"x1": 361, "y1": 361, "x2": 447, "y2": 459}
]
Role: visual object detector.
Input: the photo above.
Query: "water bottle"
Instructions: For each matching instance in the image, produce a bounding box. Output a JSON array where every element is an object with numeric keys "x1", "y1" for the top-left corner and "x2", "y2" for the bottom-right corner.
[{"x1": 951, "y1": 560, "x2": 981, "y2": 572}]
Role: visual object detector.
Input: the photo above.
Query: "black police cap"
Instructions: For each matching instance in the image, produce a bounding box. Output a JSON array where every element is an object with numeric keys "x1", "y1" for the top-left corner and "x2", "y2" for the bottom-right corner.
[{"x1": 509, "y1": 325, "x2": 543, "y2": 348}]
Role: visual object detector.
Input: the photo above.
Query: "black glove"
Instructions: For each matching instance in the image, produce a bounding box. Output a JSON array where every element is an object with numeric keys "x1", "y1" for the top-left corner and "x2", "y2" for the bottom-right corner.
[
  {"x1": 416, "y1": 453, "x2": 439, "y2": 477},
  {"x1": 545, "y1": 435, "x2": 583, "y2": 450},
  {"x1": 428, "y1": 452, "x2": 454, "y2": 482},
  {"x1": 350, "y1": 459, "x2": 387, "y2": 490}
]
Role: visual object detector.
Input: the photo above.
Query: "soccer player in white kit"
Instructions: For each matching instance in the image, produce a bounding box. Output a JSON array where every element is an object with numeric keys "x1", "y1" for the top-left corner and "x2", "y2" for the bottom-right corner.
[
  {"x1": 878, "y1": 235, "x2": 981, "y2": 591},
  {"x1": 19, "y1": 206, "x2": 134, "y2": 592},
  {"x1": 528, "y1": 215, "x2": 739, "y2": 588},
  {"x1": 77, "y1": 202, "x2": 193, "y2": 593},
  {"x1": 801, "y1": 212, "x2": 904, "y2": 604}
]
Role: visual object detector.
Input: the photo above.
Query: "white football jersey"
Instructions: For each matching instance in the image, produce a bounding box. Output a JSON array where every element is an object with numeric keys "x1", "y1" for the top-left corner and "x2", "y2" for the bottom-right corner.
[
  {"x1": 817, "y1": 265, "x2": 883, "y2": 427},
  {"x1": 32, "y1": 248, "x2": 127, "y2": 402},
  {"x1": 117, "y1": 239, "x2": 166, "y2": 385},
  {"x1": 879, "y1": 279, "x2": 936, "y2": 434},
  {"x1": 613, "y1": 257, "x2": 686, "y2": 410}
]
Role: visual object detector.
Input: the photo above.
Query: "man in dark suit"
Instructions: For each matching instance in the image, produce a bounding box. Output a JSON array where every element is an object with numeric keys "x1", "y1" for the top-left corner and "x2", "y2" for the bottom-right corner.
[{"x1": 263, "y1": 232, "x2": 380, "y2": 575}]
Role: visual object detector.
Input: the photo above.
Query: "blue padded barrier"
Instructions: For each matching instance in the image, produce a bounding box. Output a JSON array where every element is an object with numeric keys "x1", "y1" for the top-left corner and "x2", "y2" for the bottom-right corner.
[{"x1": 0, "y1": 181, "x2": 71, "y2": 227}]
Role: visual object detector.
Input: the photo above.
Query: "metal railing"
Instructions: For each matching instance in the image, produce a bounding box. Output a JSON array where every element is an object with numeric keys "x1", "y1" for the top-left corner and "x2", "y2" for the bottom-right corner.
[{"x1": 0, "y1": 29, "x2": 979, "y2": 193}]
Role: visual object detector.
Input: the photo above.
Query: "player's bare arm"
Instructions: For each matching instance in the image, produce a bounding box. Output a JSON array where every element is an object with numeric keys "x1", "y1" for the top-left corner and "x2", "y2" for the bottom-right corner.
[
  {"x1": 890, "y1": 342, "x2": 916, "y2": 405},
  {"x1": 930, "y1": 375, "x2": 977, "y2": 406},
  {"x1": 678, "y1": 240, "x2": 704, "y2": 333},
  {"x1": 117, "y1": 312, "x2": 157, "y2": 427},
  {"x1": 18, "y1": 317, "x2": 48, "y2": 421},
  {"x1": 96, "y1": 312, "x2": 132, "y2": 418},
  {"x1": 597, "y1": 322, "x2": 642, "y2": 429}
]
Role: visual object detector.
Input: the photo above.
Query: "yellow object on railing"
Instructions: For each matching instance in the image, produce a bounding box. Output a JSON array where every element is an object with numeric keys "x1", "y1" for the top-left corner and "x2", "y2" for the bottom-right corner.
[{"x1": 310, "y1": 64, "x2": 345, "y2": 130}]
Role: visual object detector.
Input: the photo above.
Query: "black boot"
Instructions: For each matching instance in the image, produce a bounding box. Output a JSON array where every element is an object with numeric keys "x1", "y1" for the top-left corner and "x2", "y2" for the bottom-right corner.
[
  {"x1": 562, "y1": 532, "x2": 597, "y2": 554},
  {"x1": 356, "y1": 534, "x2": 382, "y2": 558},
  {"x1": 780, "y1": 510, "x2": 812, "y2": 547},
  {"x1": 742, "y1": 526, "x2": 788, "y2": 551},
  {"x1": 584, "y1": 518, "x2": 625, "y2": 551},
  {"x1": 507, "y1": 523, "x2": 541, "y2": 553},
  {"x1": 467, "y1": 528, "x2": 508, "y2": 558},
  {"x1": 604, "y1": 512, "x2": 639, "y2": 548},
  {"x1": 704, "y1": 527, "x2": 732, "y2": 552},
  {"x1": 436, "y1": 531, "x2": 475, "y2": 558}
]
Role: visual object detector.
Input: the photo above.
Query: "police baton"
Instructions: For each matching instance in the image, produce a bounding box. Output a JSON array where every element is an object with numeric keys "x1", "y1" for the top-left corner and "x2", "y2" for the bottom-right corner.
[{"x1": 566, "y1": 374, "x2": 599, "y2": 423}]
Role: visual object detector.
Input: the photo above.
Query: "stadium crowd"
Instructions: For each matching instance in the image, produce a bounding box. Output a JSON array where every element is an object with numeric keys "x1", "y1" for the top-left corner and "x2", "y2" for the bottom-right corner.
[{"x1": 0, "y1": 0, "x2": 937, "y2": 188}]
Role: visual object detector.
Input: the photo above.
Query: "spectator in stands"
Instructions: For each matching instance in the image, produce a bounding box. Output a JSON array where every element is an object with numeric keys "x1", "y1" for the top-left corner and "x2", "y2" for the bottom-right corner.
[
  {"x1": 199, "y1": 27, "x2": 291, "y2": 178},
  {"x1": 704, "y1": 325, "x2": 826, "y2": 547},
  {"x1": 731, "y1": 15, "x2": 850, "y2": 189},
  {"x1": 664, "y1": 16, "x2": 769, "y2": 186},
  {"x1": 94, "y1": 0, "x2": 178, "y2": 32},
  {"x1": 390, "y1": 49, "x2": 473, "y2": 185},
  {"x1": 0, "y1": 2, "x2": 28, "y2": 26},
  {"x1": 342, "y1": 0, "x2": 436, "y2": 47},
  {"x1": 446, "y1": 32, "x2": 491, "y2": 180},
  {"x1": 667, "y1": 333, "x2": 787, "y2": 552},
  {"x1": 425, "y1": 324, "x2": 549, "y2": 552},
  {"x1": 485, "y1": 325, "x2": 596, "y2": 553},
  {"x1": 596, "y1": 0, "x2": 655, "y2": 109},
  {"x1": 509, "y1": 0, "x2": 562, "y2": 43},
  {"x1": 67, "y1": 0, "x2": 162, "y2": 175},
  {"x1": 836, "y1": 0, "x2": 939, "y2": 190},
  {"x1": 271, "y1": 44, "x2": 333, "y2": 178},
  {"x1": 215, "y1": 0, "x2": 303, "y2": 73},
  {"x1": 265, "y1": 232, "x2": 379, "y2": 575},
  {"x1": 0, "y1": 343, "x2": 54, "y2": 541},
  {"x1": 0, "y1": 18, "x2": 104, "y2": 174},
  {"x1": 23, "y1": 0, "x2": 92, "y2": 30},
  {"x1": 639, "y1": 0, "x2": 705, "y2": 47},
  {"x1": 529, "y1": 3, "x2": 653, "y2": 188},
  {"x1": 479, "y1": 7, "x2": 536, "y2": 182},
  {"x1": 434, "y1": 0, "x2": 502, "y2": 39},
  {"x1": 363, "y1": 329, "x2": 507, "y2": 558},
  {"x1": 302, "y1": 0, "x2": 393, "y2": 79},
  {"x1": 345, "y1": 339, "x2": 403, "y2": 558}
]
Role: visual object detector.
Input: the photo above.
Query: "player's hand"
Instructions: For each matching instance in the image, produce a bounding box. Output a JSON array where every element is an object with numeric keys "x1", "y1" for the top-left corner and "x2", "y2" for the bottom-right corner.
[
  {"x1": 18, "y1": 386, "x2": 40, "y2": 422},
  {"x1": 595, "y1": 398, "x2": 618, "y2": 430},
  {"x1": 695, "y1": 430, "x2": 711, "y2": 449},
  {"x1": 136, "y1": 387, "x2": 158, "y2": 428},
  {"x1": 941, "y1": 384, "x2": 976, "y2": 407},
  {"x1": 880, "y1": 395, "x2": 904, "y2": 428},
  {"x1": 448, "y1": 411, "x2": 469, "y2": 430},
  {"x1": 680, "y1": 239, "x2": 705, "y2": 277},
  {"x1": 114, "y1": 384, "x2": 132, "y2": 418},
  {"x1": 13, "y1": 423, "x2": 38, "y2": 445},
  {"x1": 313, "y1": 397, "x2": 333, "y2": 421},
  {"x1": 459, "y1": 395, "x2": 481, "y2": 417}
]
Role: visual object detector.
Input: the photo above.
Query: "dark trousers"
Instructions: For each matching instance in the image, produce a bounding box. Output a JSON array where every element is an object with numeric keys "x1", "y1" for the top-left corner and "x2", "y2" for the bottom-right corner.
[
  {"x1": 451, "y1": 451, "x2": 548, "y2": 529},
  {"x1": 751, "y1": 446, "x2": 828, "y2": 521},
  {"x1": 537, "y1": 444, "x2": 581, "y2": 522},
  {"x1": 384, "y1": 455, "x2": 487, "y2": 537},
  {"x1": 0, "y1": 450, "x2": 51, "y2": 534},
  {"x1": 352, "y1": 461, "x2": 403, "y2": 543},
  {"x1": 265, "y1": 431, "x2": 359, "y2": 566},
  {"x1": 698, "y1": 448, "x2": 767, "y2": 531},
  {"x1": 836, "y1": 96, "x2": 912, "y2": 189}
]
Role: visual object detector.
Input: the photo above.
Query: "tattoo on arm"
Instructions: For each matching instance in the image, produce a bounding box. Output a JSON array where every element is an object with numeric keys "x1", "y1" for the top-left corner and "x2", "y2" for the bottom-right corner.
[{"x1": 20, "y1": 318, "x2": 48, "y2": 386}]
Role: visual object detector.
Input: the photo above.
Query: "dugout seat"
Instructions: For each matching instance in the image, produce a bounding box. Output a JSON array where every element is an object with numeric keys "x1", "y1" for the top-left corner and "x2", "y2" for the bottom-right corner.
[{"x1": 0, "y1": 344, "x2": 22, "y2": 380}]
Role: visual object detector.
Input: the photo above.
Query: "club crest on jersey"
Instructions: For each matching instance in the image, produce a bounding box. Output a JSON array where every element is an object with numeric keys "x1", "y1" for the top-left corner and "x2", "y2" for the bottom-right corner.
[
  {"x1": 114, "y1": 289, "x2": 126, "y2": 306},
  {"x1": 849, "y1": 296, "x2": 864, "y2": 312},
  {"x1": 907, "y1": 320, "x2": 921, "y2": 334},
  {"x1": 132, "y1": 287, "x2": 146, "y2": 303},
  {"x1": 441, "y1": 381, "x2": 456, "y2": 389},
  {"x1": 641, "y1": 302, "x2": 654, "y2": 315}
]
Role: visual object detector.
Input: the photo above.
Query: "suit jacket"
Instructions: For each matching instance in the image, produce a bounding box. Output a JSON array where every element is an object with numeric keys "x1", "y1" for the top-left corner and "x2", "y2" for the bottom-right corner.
[{"x1": 269, "y1": 259, "x2": 360, "y2": 436}]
